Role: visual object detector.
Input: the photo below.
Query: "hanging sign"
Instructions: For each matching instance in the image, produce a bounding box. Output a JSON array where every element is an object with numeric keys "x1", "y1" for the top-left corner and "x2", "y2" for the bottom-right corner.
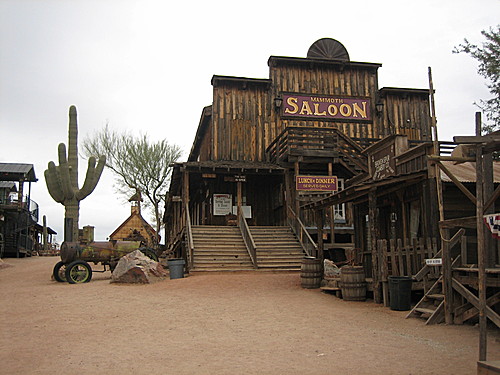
[
  {"x1": 282, "y1": 94, "x2": 371, "y2": 121},
  {"x1": 296, "y1": 176, "x2": 338, "y2": 192},
  {"x1": 213, "y1": 194, "x2": 232, "y2": 216}
]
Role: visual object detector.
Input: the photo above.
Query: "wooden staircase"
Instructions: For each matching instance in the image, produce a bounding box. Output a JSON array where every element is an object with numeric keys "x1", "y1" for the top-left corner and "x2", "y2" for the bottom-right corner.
[
  {"x1": 250, "y1": 226, "x2": 305, "y2": 270},
  {"x1": 406, "y1": 277, "x2": 445, "y2": 324},
  {"x1": 191, "y1": 226, "x2": 254, "y2": 271},
  {"x1": 190, "y1": 225, "x2": 305, "y2": 271}
]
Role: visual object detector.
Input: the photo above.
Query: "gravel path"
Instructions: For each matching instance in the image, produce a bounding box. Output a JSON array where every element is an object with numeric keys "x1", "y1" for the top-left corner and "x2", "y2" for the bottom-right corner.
[{"x1": 1, "y1": 256, "x2": 499, "y2": 375}]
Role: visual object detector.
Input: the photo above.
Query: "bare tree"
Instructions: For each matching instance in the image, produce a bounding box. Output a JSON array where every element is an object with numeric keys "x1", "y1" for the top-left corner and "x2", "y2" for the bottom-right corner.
[{"x1": 83, "y1": 126, "x2": 182, "y2": 237}]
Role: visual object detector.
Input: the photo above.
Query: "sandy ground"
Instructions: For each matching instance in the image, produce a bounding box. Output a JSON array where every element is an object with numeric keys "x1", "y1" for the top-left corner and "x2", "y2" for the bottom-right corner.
[{"x1": 0, "y1": 256, "x2": 499, "y2": 375}]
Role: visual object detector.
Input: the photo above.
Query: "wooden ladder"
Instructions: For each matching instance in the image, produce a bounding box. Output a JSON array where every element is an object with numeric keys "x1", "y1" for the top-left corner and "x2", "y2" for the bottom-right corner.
[{"x1": 406, "y1": 276, "x2": 445, "y2": 325}]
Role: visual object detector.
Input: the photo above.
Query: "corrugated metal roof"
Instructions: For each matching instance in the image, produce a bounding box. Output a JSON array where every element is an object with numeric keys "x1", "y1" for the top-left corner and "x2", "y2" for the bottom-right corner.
[
  {"x1": 440, "y1": 161, "x2": 500, "y2": 183},
  {"x1": 0, "y1": 163, "x2": 37, "y2": 182}
]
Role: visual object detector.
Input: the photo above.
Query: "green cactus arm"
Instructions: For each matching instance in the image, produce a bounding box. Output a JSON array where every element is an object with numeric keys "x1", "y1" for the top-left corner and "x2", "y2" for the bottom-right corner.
[
  {"x1": 57, "y1": 143, "x2": 75, "y2": 200},
  {"x1": 68, "y1": 105, "x2": 79, "y2": 188},
  {"x1": 76, "y1": 155, "x2": 106, "y2": 200},
  {"x1": 44, "y1": 162, "x2": 64, "y2": 203}
]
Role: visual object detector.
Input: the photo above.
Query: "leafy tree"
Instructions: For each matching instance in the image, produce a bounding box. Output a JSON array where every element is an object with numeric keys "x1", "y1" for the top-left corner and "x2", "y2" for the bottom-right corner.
[
  {"x1": 453, "y1": 25, "x2": 500, "y2": 133},
  {"x1": 83, "y1": 126, "x2": 182, "y2": 238}
]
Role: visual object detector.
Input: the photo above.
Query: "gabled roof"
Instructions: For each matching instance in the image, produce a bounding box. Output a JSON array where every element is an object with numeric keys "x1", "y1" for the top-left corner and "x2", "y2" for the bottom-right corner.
[
  {"x1": 0, "y1": 163, "x2": 37, "y2": 182},
  {"x1": 109, "y1": 211, "x2": 157, "y2": 239}
]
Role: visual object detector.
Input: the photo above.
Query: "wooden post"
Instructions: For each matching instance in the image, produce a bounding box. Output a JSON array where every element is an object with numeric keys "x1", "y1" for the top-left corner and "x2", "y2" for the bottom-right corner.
[
  {"x1": 328, "y1": 162, "x2": 335, "y2": 246},
  {"x1": 183, "y1": 169, "x2": 190, "y2": 226},
  {"x1": 369, "y1": 188, "x2": 381, "y2": 303},
  {"x1": 294, "y1": 161, "x2": 300, "y2": 222},
  {"x1": 316, "y1": 209, "x2": 324, "y2": 261},
  {"x1": 237, "y1": 181, "x2": 242, "y2": 220},
  {"x1": 442, "y1": 228, "x2": 453, "y2": 324},
  {"x1": 476, "y1": 112, "x2": 487, "y2": 361}
]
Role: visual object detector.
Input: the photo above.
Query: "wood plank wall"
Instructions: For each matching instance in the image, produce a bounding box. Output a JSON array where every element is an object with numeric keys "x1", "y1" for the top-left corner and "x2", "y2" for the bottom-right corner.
[
  {"x1": 381, "y1": 91, "x2": 432, "y2": 141},
  {"x1": 269, "y1": 61, "x2": 381, "y2": 141},
  {"x1": 212, "y1": 82, "x2": 270, "y2": 162},
  {"x1": 208, "y1": 59, "x2": 431, "y2": 163}
]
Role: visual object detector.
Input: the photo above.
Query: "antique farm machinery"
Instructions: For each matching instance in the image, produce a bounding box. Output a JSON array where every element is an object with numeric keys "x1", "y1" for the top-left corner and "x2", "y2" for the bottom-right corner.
[{"x1": 52, "y1": 241, "x2": 158, "y2": 284}]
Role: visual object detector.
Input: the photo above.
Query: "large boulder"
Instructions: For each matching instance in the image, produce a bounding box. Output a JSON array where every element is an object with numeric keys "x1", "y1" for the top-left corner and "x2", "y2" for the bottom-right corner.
[{"x1": 111, "y1": 249, "x2": 167, "y2": 284}]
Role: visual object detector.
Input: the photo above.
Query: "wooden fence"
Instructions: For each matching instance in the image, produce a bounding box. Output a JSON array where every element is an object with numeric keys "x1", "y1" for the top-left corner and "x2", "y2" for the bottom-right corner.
[{"x1": 377, "y1": 237, "x2": 440, "y2": 282}]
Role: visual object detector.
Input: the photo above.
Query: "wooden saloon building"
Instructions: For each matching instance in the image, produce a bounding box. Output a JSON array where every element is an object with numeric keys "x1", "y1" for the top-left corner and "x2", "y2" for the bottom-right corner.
[
  {"x1": 164, "y1": 38, "x2": 500, "y2": 335},
  {"x1": 164, "y1": 38, "x2": 436, "y2": 272}
]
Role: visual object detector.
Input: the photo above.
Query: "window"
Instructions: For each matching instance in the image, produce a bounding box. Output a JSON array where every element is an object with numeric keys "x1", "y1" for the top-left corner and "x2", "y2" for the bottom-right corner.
[{"x1": 334, "y1": 178, "x2": 345, "y2": 222}]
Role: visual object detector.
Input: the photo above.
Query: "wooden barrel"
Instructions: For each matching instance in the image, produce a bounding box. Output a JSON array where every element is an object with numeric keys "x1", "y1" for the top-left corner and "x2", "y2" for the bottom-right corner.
[
  {"x1": 300, "y1": 257, "x2": 322, "y2": 289},
  {"x1": 340, "y1": 266, "x2": 366, "y2": 301}
]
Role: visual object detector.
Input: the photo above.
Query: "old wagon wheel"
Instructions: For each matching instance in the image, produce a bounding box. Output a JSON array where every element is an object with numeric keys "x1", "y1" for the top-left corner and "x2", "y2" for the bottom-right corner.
[
  {"x1": 65, "y1": 260, "x2": 92, "y2": 284},
  {"x1": 52, "y1": 261, "x2": 67, "y2": 282},
  {"x1": 138, "y1": 247, "x2": 159, "y2": 262}
]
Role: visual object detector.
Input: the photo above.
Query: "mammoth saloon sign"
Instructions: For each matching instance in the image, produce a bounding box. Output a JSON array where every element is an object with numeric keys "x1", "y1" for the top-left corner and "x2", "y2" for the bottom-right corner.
[{"x1": 282, "y1": 94, "x2": 372, "y2": 121}]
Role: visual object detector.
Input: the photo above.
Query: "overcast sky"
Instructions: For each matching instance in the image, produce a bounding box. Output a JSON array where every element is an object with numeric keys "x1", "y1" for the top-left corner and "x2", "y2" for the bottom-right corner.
[{"x1": 1, "y1": 0, "x2": 499, "y2": 243}]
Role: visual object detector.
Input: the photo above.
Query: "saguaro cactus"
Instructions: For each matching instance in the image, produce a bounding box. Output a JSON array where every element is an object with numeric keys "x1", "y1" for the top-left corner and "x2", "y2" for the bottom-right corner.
[{"x1": 45, "y1": 106, "x2": 106, "y2": 242}]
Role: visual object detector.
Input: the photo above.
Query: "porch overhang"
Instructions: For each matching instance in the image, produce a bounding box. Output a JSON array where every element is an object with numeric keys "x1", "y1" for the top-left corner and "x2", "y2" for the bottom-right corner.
[
  {"x1": 169, "y1": 160, "x2": 285, "y2": 196},
  {"x1": 302, "y1": 171, "x2": 428, "y2": 210}
]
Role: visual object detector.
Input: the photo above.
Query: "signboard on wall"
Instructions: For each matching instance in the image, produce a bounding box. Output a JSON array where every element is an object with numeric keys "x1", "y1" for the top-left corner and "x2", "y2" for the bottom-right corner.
[
  {"x1": 282, "y1": 94, "x2": 371, "y2": 121},
  {"x1": 296, "y1": 176, "x2": 338, "y2": 192},
  {"x1": 213, "y1": 194, "x2": 232, "y2": 216},
  {"x1": 370, "y1": 145, "x2": 396, "y2": 181}
]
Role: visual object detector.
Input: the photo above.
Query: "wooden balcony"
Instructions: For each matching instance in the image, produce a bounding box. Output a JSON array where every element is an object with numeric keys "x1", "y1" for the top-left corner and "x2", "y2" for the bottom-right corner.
[{"x1": 266, "y1": 126, "x2": 369, "y2": 173}]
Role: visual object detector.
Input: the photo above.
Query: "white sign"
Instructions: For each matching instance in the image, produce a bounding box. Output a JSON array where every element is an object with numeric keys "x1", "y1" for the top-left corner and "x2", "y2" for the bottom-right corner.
[
  {"x1": 213, "y1": 194, "x2": 232, "y2": 216},
  {"x1": 425, "y1": 258, "x2": 442, "y2": 266},
  {"x1": 232, "y1": 205, "x2": 252, "y2": 219}
]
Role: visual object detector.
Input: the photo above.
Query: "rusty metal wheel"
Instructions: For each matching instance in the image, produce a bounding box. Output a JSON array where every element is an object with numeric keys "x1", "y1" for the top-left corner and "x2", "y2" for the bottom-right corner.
[
  {"x1": 65, "y1": 260, "x2": 92, "y2": 284},
  {"x1": 52, "y1": 261, "x2": 67, "y2": 282}
]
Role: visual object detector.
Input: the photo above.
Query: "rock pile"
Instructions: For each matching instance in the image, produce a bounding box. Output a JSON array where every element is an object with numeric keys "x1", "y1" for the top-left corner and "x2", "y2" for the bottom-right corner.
[{"x1": 111, "y1": 249, "x2": 167, "y2": 284}]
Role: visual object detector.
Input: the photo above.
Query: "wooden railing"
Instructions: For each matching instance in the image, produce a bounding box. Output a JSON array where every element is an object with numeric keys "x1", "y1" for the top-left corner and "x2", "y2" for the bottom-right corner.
[
  {"x1": 287, "y1": 205, "x2": 316, "y2": 258},
  {"x1": 266, "y1": 127, "x2": 368, "y2": 173},
  {"x1": 184, "y1": 203, "x2": 194, "y2": 270},
  {"x1": 237, "y1": 206, "x2": 258, "y2": 268}
]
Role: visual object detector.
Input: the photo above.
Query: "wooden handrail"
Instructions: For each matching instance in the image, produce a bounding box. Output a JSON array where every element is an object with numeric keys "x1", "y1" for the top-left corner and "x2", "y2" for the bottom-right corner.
[
  {"x1": 287, "y1": 205, "x2": 316, "y2": 257},
  {"x1": 238, "y1": 206, "x2": 258, "y2": 268},
  {"x1": 184, "y1": 203, "x2": 194, "y2": 270}
]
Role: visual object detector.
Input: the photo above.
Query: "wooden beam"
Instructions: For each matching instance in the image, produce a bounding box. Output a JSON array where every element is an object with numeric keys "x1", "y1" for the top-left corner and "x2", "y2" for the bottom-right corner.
[
  {"x1": 454, "y1": 135, "x2": 500, "y2": 144},
  {"x1": 483, "y1": 183, "x2": 500, "y2": 213},
  {"x1": 452, "y1": 278, "x2": 500, "y2": 328},
  {"x1": 476, "y1": 112, "x2": 488, "y2": 361},
  {"x1": 460, "y1": 292, "x2": 500, "y2": 324},
  {"x1": 369, "y1": 188, "x2": 382, "y2": 303},
  {"x1": 439, "y1": 216, "x2": 477, "y2": 229},
  {"x1": 427, "y1": 155, "x2": 475, "y2": 163},
  {"x1": 435, "y1": 161, "x2": 477, "y2": 205}
]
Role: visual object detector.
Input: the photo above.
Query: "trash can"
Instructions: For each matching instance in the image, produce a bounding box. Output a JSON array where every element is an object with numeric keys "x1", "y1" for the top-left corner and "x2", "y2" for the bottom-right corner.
[
  {"x1": 167, "y1": 259, "x2": 185, "y2": 279},
  {"x1": 388, "y1": 276, "x2": 412, "y2": 311}
]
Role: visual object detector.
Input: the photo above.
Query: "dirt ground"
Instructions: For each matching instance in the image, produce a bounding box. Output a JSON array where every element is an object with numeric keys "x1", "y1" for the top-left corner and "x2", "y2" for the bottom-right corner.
[{"x1": 0, "y1": 257, "x2": 499, "y2": 375}]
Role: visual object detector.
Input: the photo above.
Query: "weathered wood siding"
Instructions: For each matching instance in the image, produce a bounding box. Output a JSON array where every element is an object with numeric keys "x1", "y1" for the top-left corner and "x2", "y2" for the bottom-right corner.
[
  {"x1": 379, "y1": 89, "x2": 432, "y2": 141},
  {"x1": 211, "y1": 79, "x2": 271, "y2": 162},
  {"x1": 198, "y1": 119, "x2": 213, "y2": 161},
  {"x1": 269, "y1": 58, "x2": 382, "y2": 141}
]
